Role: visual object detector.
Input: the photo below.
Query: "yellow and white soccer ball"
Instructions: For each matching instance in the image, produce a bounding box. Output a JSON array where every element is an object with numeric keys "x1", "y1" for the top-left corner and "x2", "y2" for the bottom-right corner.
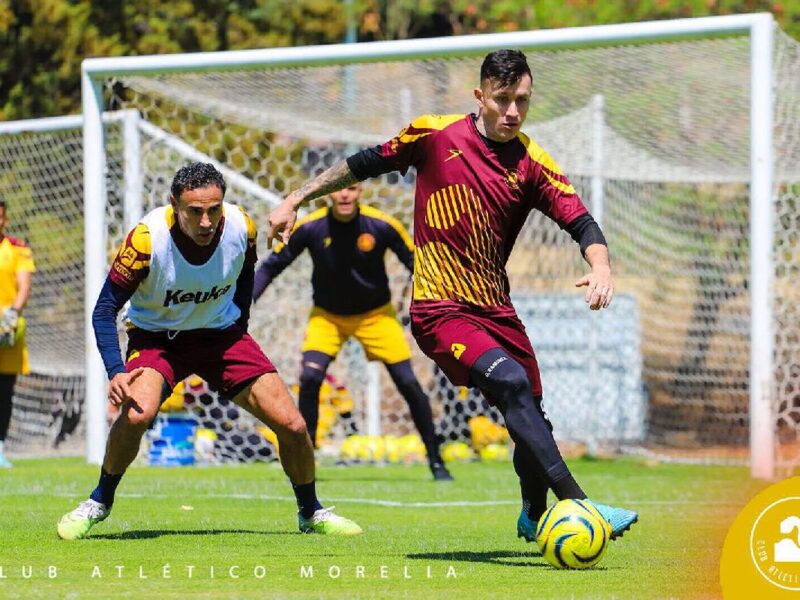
[
  {"x1": 479, "y1": 443, "x2": 509, "y2": 462},
  {"x1": 339, "y1": 435, "x2": 364, "y2": 462},
  {"x1": 535, "y1": 499, "x2": 611, "y2": 569},
  {"x1": 441, "y1": 441, "x2": 473, "y2": 463}
]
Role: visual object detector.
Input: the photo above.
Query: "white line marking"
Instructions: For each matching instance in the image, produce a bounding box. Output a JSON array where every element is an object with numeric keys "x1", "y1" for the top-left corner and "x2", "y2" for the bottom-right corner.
[{"x1": 1, "y1": 490, "x2": 745, "y2": 507}]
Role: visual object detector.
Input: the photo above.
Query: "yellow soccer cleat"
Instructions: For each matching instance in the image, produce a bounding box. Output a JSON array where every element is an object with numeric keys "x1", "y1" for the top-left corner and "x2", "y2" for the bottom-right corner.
[
  {"x1": 57, "y1": 499, "x2": 110, "y2": 540},
  {"x1": 298, "y1": 506, "x2": 363, "y2": 536}
]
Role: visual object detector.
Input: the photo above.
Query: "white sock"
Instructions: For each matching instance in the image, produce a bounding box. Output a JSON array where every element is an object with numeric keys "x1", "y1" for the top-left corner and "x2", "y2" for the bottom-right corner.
[{"x1": 0, "y1": 440, "x2": 4, "y2": 454}]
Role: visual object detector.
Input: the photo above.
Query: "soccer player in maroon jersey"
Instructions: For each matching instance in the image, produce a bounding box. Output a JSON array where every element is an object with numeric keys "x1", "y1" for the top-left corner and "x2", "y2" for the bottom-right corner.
[{"x1": 268, "y1": 50, "x2": 638, "y2": 541}]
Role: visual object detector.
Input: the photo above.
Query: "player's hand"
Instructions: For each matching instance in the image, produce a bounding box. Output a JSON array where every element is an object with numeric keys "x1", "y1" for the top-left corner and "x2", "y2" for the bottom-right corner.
[
  {"x1": 1, "y1": 307, "x2": 19, "y2": 331},
  {"x1": 107, "y1": 368, "x2": 145, "y2": 407},
  {"x1": 575, "y1": 265, "x2": 614, "y2": 310},
  {"x1": 0, "y1": 308, "x2": 19, "y2": 347},
  {"x1": 267, "y1": 194, "x2": 301, "y2": 249}
]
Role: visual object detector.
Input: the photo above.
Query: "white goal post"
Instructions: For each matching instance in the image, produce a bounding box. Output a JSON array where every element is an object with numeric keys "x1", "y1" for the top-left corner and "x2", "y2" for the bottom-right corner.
[{"x1": 80, "y1": 13, "x2": 789, "y2": 478}]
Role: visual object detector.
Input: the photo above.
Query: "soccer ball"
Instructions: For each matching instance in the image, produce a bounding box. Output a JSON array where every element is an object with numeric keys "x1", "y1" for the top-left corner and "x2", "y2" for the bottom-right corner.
[
  {"x1": 441, "y1": 441, "x2": 473, "y2": 462},
  {"x1": 536, "y1": 499, "x2": 611, "y2": 569}
]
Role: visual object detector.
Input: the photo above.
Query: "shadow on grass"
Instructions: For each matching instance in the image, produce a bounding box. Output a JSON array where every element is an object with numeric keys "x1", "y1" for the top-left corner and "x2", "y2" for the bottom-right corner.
[
  {"x1": 316, "y1": 475, "x2": 434, "y2": 483},
  {"x1": 91, "y1": 528, "x2": 296, "y2": 540},
  {"x1": 407, "y1": 550, "x2": 546, "y2": 568},
  {"x1": 408, "y1": 550, "x2": 613, "y2": 571}
]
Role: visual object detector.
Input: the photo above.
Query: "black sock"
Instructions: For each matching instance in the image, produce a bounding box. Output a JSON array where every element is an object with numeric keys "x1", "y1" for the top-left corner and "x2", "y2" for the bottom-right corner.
[
  {"x1": 293, "y1": 480, "x2": 323, "y2": 519},
  {"x1": 89, "y1": 468, "x2": 123, "y2": 508},
  {"x1": 513, "y1": 445, "x2": 549, "y2": 520},
  {"x1": 386, "y1": 360, "x2": 442, "y2": 465},
  {"x1": 549, "y1": 465, "x2": 586, "y2": 501}
]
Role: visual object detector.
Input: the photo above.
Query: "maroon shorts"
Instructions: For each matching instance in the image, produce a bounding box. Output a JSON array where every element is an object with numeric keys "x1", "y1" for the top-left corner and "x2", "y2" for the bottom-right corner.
[
  {"x1": 410, "y1": 302, "x2": 542, "y2": 397},
  {"x1": 125, "y1": 325, "x2": 276, "y2": 397}
]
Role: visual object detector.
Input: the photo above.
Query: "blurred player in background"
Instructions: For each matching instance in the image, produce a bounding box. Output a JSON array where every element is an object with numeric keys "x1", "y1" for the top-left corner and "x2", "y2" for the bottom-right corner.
[
  {"x1": 0, "y1": 201, "x2": 35, "y2": 468},
  {"x1": 267, "y1": 50, "x2": 638, "y2": 542},
  {"x1": 57, "y1": 162, "x2": 361, "y2": 540},
  {"x1": 254, "y1": 183, "x2": 452, "y2": 481}
]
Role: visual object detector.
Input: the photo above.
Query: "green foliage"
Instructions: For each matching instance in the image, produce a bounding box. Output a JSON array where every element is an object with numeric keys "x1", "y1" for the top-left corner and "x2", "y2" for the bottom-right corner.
[{"x1": 0, "y1": 1, "x2": 796, "y2": 121}]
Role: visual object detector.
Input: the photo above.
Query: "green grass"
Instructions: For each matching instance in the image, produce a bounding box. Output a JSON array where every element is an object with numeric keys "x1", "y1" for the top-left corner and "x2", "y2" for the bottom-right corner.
[{"x1": 0, "y1": 456, "x2": 766, "y2": 599}]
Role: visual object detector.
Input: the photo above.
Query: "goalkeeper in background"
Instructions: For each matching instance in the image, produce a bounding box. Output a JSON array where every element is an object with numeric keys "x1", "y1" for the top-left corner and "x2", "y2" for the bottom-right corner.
[
  {"x1": 253, "y1": 183, "x2": 452, "y2": 481},
  {"x1": 0, "y1": 201, "x2": 35, "y2": 468},
  {"x1": 267, "y1": 49, "x2": 638, "y2": 543},
  {"x1": 57, "y1": 162, "x2": 361, "y2": 540}
]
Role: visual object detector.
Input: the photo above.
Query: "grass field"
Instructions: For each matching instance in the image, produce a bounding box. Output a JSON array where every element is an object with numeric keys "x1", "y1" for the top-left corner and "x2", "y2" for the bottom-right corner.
[{"x1": 1, "y1": 456, "x2": 766, "y2": 599}]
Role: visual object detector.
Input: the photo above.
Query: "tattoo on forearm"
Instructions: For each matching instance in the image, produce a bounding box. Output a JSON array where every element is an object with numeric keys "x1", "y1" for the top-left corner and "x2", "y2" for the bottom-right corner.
[{"x1": 296, "y1": 161, "x2": 358, "y2": 202}]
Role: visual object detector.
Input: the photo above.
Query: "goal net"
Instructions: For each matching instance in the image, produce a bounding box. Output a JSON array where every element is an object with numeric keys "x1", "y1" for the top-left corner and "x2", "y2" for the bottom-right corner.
[
  {"x1": 12, "y1": 15, "x2": 797, "y2": 475},
  {"x1": 0, "y1": 117, "x2": 96, "y2": 456}
]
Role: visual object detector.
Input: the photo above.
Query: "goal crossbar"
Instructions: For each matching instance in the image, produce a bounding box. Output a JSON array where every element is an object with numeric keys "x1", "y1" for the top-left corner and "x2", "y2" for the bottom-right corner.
[{"x1": 82, "y1": 13, "x2": 769, "y2": 76}]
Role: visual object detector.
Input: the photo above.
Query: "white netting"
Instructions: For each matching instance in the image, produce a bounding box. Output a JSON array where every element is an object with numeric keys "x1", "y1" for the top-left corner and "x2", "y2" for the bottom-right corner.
[
  {"x1": 0, "y1": 121, "x2": 111, "y2": 455},
  {"x1": 4, "y1": 24, "x2": 799, "y2": 472},
  {"x1": 100, "y1": 30, "x2": 800, "y2": 471}
]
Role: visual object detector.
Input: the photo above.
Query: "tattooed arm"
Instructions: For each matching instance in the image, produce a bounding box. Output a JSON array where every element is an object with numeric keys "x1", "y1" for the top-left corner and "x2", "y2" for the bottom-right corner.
[{"x1": 267, "y1": 160, "x2": 359, "y2": 248}]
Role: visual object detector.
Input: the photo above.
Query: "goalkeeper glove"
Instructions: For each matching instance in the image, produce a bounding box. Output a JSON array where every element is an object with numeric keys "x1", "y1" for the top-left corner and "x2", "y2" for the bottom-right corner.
[
  {"x1": 0, "y1": 308, "x2": 19, "y2": 347},
  {"x1": 1, "y1": 308, "x2": 19, "y2": 330}
]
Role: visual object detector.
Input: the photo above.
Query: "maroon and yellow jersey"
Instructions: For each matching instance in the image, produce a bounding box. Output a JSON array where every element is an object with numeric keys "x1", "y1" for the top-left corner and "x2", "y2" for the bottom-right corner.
[{"x1": 379, "y1": 114, "x2": 587, "y2": 311}]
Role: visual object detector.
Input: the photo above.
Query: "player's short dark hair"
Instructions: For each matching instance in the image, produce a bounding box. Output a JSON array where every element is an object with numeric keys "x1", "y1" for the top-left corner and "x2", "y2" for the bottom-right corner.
[
  {"x1": 480, "y1": 49, "x2": 531, "y2": 88},
  {"x1": 170, "y1": 162, "x2": 226, "y2": 201}
]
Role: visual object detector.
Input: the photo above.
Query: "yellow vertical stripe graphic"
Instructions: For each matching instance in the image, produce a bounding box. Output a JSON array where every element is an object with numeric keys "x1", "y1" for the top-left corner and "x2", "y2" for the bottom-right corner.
[
  {"x1": 425, "y1": 195, "x2": 440, "y2": 229},
  {"x1": 467, "y1": 187, "x2": 503, "y2": 306},
  {"x1": 442, "y1": 186, "x2": 458, "y2": 228},
  {"x1": 423, "y1": 244, "x2": 450, "y2": 300},
  {"x1": 464, "y1": 190, "x2": 491, "y2": 305},
  {"x1": 417, "y1": 246, "x2": 440, "y2": 299},
  {"x1": 429, "y1": 245, "x2": 453, "y2": 300},
  {"x1": 434, "y1": 190, "x2": 450, "y2": 229},
  {"x1": 435, "y1": 244, "x2": 477, "y2": 304},
  {"x1": 413, "y1": 244, "x2": 438, "y2": 300},
  {"x1": 414, "y1": 184, "x2": 509, "y2": 306},
  {"x1": 416, "y1": 244, "x2": 442, "y2": 301}
]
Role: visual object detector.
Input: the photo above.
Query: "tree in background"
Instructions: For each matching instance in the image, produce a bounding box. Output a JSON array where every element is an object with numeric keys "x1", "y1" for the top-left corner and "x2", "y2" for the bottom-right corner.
[{"x1": 0, "y1": 0, "x2": 796, "y2": 121}]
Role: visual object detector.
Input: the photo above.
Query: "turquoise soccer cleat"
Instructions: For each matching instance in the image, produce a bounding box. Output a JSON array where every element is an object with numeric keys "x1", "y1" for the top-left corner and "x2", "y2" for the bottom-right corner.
[
  {"x1": 585, "y1": 499, "x2": 638, "y2": 539},
  {"x1": 516, "y1": 508, "x2": 538, "y2": 543},
  {"x1": 57, "y1": 499, "x2": 110, "y2": 540},
  {"x1": 0, "y1": 453, "x2": 12, "y2": 468},
  {"x1": 298, "y1": 506, "x2": 363, "y2": 536}
]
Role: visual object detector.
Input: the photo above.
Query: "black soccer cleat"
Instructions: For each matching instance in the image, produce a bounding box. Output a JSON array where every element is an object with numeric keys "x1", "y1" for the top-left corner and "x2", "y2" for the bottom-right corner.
[{"x1": 430, "y1": 462, "x2": 454, "y2": 481}]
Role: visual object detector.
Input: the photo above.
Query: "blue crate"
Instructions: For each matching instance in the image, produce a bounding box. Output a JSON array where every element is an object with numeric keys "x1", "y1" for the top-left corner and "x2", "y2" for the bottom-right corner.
[{"x1": 147, "y1": 415, "x2": 197, "y2": 466}]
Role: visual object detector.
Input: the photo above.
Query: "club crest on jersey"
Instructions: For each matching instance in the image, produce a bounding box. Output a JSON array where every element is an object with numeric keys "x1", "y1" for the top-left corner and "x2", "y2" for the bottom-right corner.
[
  {"x1": 119, "y1": 246, "x2": 138, "y2": 267},
  {"x1": 357, "y1": 233, "x2": 376, "y2": 252},
  {"x1": 503, "y1": 169, "x2": 523, "y2": 190},
  {"x1": 163, "y1": 284, "x2": 232, "y2": 307}
]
